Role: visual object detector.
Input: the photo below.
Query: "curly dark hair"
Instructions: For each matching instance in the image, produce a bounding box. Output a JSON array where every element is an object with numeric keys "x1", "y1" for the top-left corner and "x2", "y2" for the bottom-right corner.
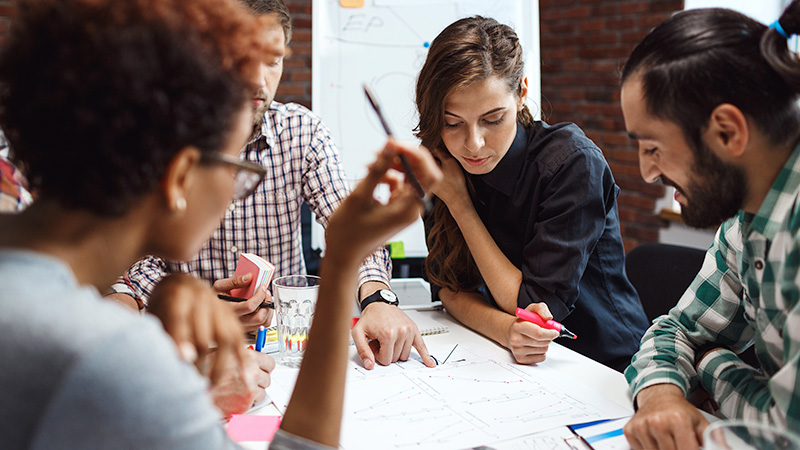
[{"x1": 0, "y1": 0, "x2": 269, "y2": 216}]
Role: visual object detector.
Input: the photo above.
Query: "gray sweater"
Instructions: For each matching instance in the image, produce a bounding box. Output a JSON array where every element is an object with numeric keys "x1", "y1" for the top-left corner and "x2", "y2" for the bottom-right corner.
[
  {"x1": 0, "y1": 250, "x2": 330, "y2": 449},
  {"x1": 0, "y1": 250, "x2": 236, "y2": 448}
]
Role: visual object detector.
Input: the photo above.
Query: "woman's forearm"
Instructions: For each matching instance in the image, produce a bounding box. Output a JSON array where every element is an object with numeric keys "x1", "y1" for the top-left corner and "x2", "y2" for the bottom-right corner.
[
  {"x1": 448, "y1": 202, "x2": 522, "y2": 313},
  {"x1": 440, "y1": 287, "x2": 516, "y2": 347}
]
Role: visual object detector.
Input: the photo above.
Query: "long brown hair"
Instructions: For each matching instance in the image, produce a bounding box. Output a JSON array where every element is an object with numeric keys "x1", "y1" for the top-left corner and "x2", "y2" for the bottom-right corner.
[{"x1": 415, "y1": 16, "x2": 535, "y2": 292}]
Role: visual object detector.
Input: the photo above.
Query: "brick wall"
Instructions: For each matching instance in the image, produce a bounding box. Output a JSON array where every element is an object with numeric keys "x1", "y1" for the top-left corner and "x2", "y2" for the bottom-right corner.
[
  {"x1": 539, "y1": 0, "x2": 683, "y2": 250},
  {"x1": 282, "y1": 0, "x2": 314, "y2": 108},
  {"x1": 0, "y1": 0, "x2": 683, "y2": 250}
]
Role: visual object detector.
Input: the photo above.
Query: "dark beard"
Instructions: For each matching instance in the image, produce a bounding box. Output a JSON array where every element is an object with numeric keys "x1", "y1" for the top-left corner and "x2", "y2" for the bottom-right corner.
[
  {"x1": 679, "y1": 143, "x2": 747, "y2": 229},
  {"x1": 252, "y1": 86, "x2": 271, "y2": 129}
]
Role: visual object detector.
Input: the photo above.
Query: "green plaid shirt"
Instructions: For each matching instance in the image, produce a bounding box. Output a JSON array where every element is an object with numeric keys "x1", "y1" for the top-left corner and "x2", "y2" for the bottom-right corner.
[{"x1": 626, "y1": 144, "x2": 800, "y2": 429}]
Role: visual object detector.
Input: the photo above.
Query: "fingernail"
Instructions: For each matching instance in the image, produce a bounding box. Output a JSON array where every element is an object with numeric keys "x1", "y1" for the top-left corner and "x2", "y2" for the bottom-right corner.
[
  {"x1": 363, "y1": 358, "x2": 372, "y2": 369},
  {"x1": 242, "y1": 273, "x2": 252, "y2": 281},
  {"x1": 178, "y1": 342, "x2": 198, "y2": 363},
  {"x1": 261, "y1": 284, "x2": 268, "y2": 292}
]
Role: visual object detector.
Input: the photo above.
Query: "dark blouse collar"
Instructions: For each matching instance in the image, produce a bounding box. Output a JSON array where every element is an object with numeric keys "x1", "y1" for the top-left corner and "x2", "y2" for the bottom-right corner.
[{"x1": 473, "y1": 123, "x2": 528, "y2": 197}]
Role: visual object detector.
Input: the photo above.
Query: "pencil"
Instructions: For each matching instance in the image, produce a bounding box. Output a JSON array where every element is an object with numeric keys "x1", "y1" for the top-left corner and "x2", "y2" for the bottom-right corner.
[
  {"x1": 217, "y1": 294, "x2": 274, "y2": 309},
  {"x1": 363, "y1": 83, "x2": 433, "y2": 214}
]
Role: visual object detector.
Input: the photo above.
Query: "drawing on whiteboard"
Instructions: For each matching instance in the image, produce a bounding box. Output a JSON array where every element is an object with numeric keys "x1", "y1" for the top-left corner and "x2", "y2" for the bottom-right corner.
[
  {"x1": 317, "y1": 0, "x2": 527, "y2": 180},
  {"x1": 312, "y1": 0, "x2": 540, "y2": 256}
]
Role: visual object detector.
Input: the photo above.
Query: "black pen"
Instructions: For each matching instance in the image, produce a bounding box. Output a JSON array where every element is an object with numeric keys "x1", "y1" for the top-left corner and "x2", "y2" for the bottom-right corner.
[
  {"x1": 363, "y1": 83, "x2": 433, "y2": 214},
  {"x1": 217, "y1": 294, "x2": 274, "y2": 310},
  {"x1": 442, "y1": 343, "x2": 458, "y2": 364}
]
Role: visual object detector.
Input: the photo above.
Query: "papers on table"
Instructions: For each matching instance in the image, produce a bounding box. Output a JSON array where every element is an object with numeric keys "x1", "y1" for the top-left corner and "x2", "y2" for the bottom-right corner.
[
  {"x1": 489, "y1": 426, "x2": 589, "y2": 449},
  {"x1": 266, "y1": 343, "x2": 632, "y2": 450}
]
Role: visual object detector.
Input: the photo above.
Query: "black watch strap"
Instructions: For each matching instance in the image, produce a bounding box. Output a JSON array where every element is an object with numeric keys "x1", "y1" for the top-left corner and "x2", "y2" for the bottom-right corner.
[{"x1": 360, "y1": 289, "x2": 399, "y2": 312}]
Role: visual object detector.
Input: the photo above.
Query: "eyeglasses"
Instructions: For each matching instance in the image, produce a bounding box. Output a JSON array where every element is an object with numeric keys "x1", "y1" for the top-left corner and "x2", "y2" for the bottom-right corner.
[{"x1": 200, "y1": 152, "x2": 266, "y2": 200}]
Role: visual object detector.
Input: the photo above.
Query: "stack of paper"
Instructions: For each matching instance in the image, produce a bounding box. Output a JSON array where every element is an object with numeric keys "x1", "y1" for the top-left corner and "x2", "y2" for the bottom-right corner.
[{"x1": 230, "y1": 252, "x2": 276, "y2": 299}]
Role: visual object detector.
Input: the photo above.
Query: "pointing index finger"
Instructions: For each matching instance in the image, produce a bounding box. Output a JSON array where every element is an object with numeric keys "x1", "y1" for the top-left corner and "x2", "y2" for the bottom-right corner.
[{"x1": 412, "y1": 332, "x2": 436, "y2": 368}]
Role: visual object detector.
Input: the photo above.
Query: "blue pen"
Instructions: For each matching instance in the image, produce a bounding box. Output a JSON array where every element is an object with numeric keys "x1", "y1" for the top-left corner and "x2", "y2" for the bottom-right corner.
[{"x1": 255, "y1": 325, "x2": 266, "y2": 352}]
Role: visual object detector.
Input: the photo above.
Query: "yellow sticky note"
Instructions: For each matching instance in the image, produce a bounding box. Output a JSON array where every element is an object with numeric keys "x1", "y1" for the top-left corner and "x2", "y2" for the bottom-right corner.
[{"x1": 339, "y1": 0, "x2": 364, "y2": 7}]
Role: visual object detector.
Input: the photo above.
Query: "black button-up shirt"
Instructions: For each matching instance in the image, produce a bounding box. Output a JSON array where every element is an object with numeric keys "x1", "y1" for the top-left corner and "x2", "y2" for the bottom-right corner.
[{"x1": 427, "y1": 121, "x2": 648, "y2": 370}]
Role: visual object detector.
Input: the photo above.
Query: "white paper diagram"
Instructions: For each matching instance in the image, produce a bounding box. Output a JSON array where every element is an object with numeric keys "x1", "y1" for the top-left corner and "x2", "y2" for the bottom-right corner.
[{"x1": 267, "y1": 345, "x2": 631, "y2": 450}]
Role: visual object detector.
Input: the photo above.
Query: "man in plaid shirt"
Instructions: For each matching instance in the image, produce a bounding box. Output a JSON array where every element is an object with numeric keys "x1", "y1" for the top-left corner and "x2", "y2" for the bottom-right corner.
[
  {"x1": 108, "y1": 0, "x2": 435, "y2": 370},
  {"x1": 619, "y1": 5, "x2": 800, "y2": 449}
]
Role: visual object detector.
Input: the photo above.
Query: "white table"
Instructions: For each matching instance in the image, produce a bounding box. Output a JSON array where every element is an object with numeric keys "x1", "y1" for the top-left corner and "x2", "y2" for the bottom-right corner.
[
  {"x1": 423, "y1": 310, "x2": 633, "y2": 409},
  {"x1": 237, "y1": 308, "x2": 634, "y2": 449}
]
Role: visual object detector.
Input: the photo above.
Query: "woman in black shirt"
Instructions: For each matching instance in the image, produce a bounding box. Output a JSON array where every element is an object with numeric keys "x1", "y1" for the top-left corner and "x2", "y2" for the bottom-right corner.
[{"x1": 416, "y1": 16, "x2": 648, "y2": 372}]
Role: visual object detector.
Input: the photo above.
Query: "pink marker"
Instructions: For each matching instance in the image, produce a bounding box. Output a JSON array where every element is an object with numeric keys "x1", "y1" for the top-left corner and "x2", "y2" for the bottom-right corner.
[{"x1": 515, "y1": 308, "x2": 577, "y2": 339}]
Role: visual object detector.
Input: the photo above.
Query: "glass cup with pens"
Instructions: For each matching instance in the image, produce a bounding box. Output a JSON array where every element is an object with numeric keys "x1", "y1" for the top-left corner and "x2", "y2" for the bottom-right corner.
[{"x1": 273, "y1": 275, "x2": 321, "y2": 368}]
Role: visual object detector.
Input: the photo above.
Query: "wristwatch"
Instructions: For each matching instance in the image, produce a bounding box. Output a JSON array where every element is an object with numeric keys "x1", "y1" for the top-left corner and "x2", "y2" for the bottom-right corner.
[{"x1": 360, "y1": 289, "x2": 399, "y2": 312}]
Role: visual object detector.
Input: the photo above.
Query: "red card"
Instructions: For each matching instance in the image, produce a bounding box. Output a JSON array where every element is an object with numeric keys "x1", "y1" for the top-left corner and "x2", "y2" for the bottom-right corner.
[{"x1": 229, "y1": 253, "x2": 276, "y2": 299}]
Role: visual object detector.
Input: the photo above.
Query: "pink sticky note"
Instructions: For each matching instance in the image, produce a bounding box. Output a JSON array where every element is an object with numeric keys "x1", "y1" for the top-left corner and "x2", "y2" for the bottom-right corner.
[{"x1": 226, "y1": 414, "x2": 282, "y2": 442}]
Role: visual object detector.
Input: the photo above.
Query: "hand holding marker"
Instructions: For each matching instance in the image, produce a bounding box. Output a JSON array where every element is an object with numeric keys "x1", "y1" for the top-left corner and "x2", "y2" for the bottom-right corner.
[{"x1": 515, "y1": 307, "x2": 577, "y2": 340}]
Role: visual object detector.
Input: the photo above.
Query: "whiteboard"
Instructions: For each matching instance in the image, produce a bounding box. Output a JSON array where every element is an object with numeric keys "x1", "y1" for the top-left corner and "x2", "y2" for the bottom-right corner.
[{"x1": 311, "y1": 0, "x2": 541, "y2": 257}]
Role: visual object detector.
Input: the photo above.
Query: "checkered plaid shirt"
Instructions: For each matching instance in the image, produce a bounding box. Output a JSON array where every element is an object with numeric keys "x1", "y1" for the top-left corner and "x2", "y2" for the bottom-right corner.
[
  {"x1": 115, "y1": 102, "x2": 391, "y2": 306},
  {"x1": 625, "y1": 144, "x2": 800, "y2": 429}
]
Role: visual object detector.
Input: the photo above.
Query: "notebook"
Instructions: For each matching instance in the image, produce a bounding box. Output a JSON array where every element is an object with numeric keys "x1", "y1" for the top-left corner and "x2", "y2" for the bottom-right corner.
[
  {"x1": 404, "y1": 310, "x2": 449, "y2": 336},
  {"x1": 229, "y1": 253, "x2": 276, "y2": 299}
]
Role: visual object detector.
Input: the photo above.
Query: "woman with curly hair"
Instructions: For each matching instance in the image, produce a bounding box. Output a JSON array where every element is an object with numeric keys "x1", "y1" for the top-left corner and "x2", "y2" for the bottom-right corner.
[{"x1": 0, "y1": 0, "x2": 441, "y2": 447}]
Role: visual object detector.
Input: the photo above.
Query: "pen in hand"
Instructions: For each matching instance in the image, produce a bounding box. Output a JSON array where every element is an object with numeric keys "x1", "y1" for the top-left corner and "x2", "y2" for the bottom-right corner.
[
  {"x1": 217, "y1": 293, "x2": 274, "y2": 310},
  {"x1": 363, "y1": 83, "x2": 433, "y2": 214},
  {"x1": 515, "y1": 307, "x2": 577, "y2": 339}
]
